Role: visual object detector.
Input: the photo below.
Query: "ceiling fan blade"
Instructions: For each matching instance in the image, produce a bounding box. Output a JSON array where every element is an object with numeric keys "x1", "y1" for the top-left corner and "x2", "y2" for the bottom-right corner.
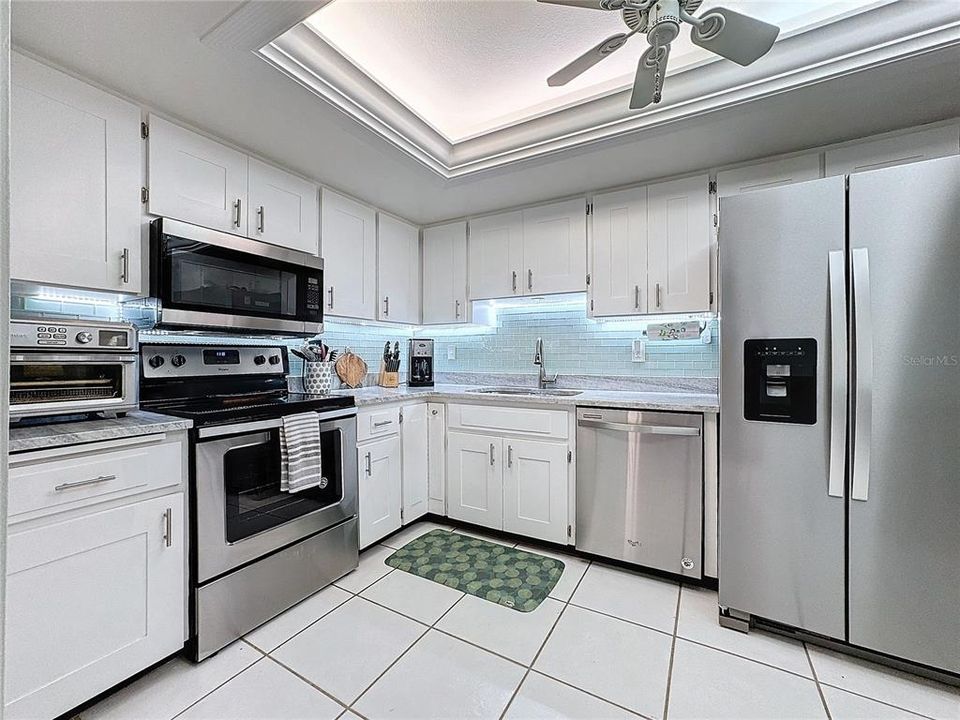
[
  {"x1": 548, "y1": 33, "x2": 630, "y2": 86},
  {"x1": 629, "y1": 44, "x2": 670, "y2": 110},
  {"x1": 690, "y1": 7, "x2": 779, "y2": 66},
  {"x1": 537, "y1": 0, "x2": 613, "y2": 9}
]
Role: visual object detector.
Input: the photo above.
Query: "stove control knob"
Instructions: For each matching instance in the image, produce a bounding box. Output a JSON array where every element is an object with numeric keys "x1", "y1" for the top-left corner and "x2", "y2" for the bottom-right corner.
[
  {"x1": 171, "y1": 354, "x2": 187, "y2": 368},
  {"x1": 269, "y1": 355, "x2": 282, "y2": 365},
  {"x1": 253, "y1": 355, "x2": 266, "y2": 366},
  {"x1": 148, "y1": 355, "x2": 165, "y2": 369},
  {"x1": 75, "y1": 332, "x2": 93, "y2": 344}
]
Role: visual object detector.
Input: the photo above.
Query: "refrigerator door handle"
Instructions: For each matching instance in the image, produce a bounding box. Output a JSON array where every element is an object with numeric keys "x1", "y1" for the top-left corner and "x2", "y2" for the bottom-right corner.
[
  {"x1": 851, "y1": 247, "x2": 873, "y2": 502},
  {"x1": 828, "y1": 250, "x2": 847, "y2": 499}
]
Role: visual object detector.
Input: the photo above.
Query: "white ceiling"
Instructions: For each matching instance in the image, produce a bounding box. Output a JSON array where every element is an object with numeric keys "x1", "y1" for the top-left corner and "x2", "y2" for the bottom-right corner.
[
  {"x1": 9, "y1": 1, "x2": 960, "y2": 225},
  {"x1": 305, "y1": 0, "x2": 882, "y2": 143}
]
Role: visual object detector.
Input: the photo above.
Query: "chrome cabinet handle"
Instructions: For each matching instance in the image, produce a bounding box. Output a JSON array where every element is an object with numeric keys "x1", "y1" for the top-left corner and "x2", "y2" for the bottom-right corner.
[
  {"x1": 634, "y1": 284, "x2": 640, "y2": 310},
  {"x1": 851, "y1": 247, "x2": 873, "y2": 502},
  {"x1": 528, "y1": 269, "x2": 533, "y2": 291},
  {"x1": 365, "y1": 452, "x2": 372, "y2": 476},
  {"x1": 55, "y1": 474, "x2": 117, "y2": 492},
  {"x1": 577, "y1": 418, "x2": 701, "y2": 436},
  {"x1": 489, "y1": 442, "x2": 495, "y2": 466},
  {"x1": 256, "y1": 205, "x2": 264, "y2": 233},
  {"x1": 455, "y1": 299, "x2": 460, "y2": 319},
  {"x1": 373, "y1": 420, "x2": 393, "y2": 427},
  {"x1": 655, "y1": 282, "x2": 662, "y2": 309},
  {"x1": 383, "y1": 296, "x2": 389, "y2": 317},
  {"x1": 120, "y1": 248, "x2": 130, "y2": 284},
  {"x1": 328, "y1": 286, "x2": 335, "y2": 309},
  {"x1": 507, "y1": 445, "x2": 513, "y2": 467},
  {"x1": 234, "y1": 198, "x2": 242, "y2": 228},
  {"x1": 512, "y1": 271, "x2": 517, "y2": 293},
  {"x1": 827, "y1": 250, "x2": 847, "y2": 499},
  {"x1": 163, "y1": 507, "x2": 173, "y2": 548}
]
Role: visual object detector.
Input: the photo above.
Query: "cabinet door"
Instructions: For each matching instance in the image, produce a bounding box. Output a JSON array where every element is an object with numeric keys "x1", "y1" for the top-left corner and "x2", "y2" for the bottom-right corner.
[
  {"x1": 358, "y1": 436, "x2": 402, "y2": 548},
  {"x1": 717, "y1": 154, "x2": 821, "y2": 197},
  {"x1": 591, "y1": 187, "x2": 648, "y2": 317},
  {"x1": 377, "y1": 213, "x2": 421, "y2": 324},
  {"x1": 427, "y1": 403, "x2": 447, "y2": 515},
  {"x1": 247, "y1": 157, "x2": 319, "y2": 255},
  {"x1": 10, "y1": 54, "x2": 141, "y2": 293},
  {"x1": 522, "y1": 199, "x2": 587, "y2": 295},
  {"x1": 446, "y1": 432, "x2": 502, "y2": 530},
  {"x1": 468, "y1": 211, "x2": 523, "y2": 300},
  {"x1": 422, "y1": 221, "x2": 469, "y2": 324},
  {"x1": 5, "y1": 494, "x2": 184, "y2": 720},
  {"x1": 401, "y1": 403, "x2": 429, "y2": 524},
  {"x1": 147, "y1": 114, "x2": 248, "y2": 235},
  {"x1": 502, "y1": 439, "x2": 569, "y2": 544},
  {"x1": 322, "y1": 189, "x2": 378, "y2": 320},
  {"x1": 647, "y1": 174, "x2": 710, "y2": 313},
  {"x1": 825, "y1": 124, "x2": 959, "y2": 177}
]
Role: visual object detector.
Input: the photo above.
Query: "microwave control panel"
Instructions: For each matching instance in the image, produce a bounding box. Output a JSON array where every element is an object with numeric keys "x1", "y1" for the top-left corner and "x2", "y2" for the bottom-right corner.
[{"x1": 10, "y1": 320, "x2": 136, "y2": 351}]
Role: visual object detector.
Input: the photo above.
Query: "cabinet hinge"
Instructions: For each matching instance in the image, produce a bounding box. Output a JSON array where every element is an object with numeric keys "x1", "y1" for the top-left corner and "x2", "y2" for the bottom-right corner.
[
  {"x1": 590, "y1": 298, "x2": 594, "y2": 311},
  {"x1": 708, "y1": 180, "x2": 717, "y2": 193},
  {"x1": 567, "y1": 450, "x2": 572, "y2": 463},
  {"x1": 585, "y1": 201, "x2": 593, "y2": 216},
  {"x1": 140, "y1": 121, "x2": 149, "y2": 139},
  {"x1": 141, "y1": 186, "x2": 149, "y2": 204},
  {"x1": 585, "y1": 273, "x2": 591, "y2": 286},
  {"x1": 709, "y1": 290, "x2": 715, "y2": 305},
  {"x1": 567, "y1": 524, "x2": 572, "y2": 538},
  {"x1": 400, "y1": 507, "x2": 404, "y2": 521},
  {"x1": 399, "y1": 409, "x2": 404, "y2": 424},
  {"x1": 713, "y1": 213, "x2": 718, "y2": 228}
]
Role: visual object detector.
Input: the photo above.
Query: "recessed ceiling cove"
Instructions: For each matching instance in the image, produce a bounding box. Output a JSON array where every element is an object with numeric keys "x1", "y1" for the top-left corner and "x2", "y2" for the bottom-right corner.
[{"x1": 259, "y1": 1, "x2": 960, "y2": 177}]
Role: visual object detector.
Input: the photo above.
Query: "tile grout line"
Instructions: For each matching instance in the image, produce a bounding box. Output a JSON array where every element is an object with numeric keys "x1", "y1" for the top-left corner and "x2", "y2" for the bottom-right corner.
[
  {"x1": 262, "y1": 653, "x2": 352, "y2": 714},
  {"x1": 567, "y1": 600, "x2": 676, "y2": 639},
  {"x1": 661, "y1": 584, "x2": 684, "y2": 720},
  {"x1": 673, "y1": 635, "x2": 823, "y2": 682},
  {"x1": 248, "y1": 589, "x2": 355, "y2": 655},
  {"x1": 168, "y1": 652, "x2": 270, "y2": 720},
  {"x1": 814, "y1": 680, "x2": 942, "y2": 720},
  {"x1": 804, "y1": 643, "x2": 832, "y2": 719}
]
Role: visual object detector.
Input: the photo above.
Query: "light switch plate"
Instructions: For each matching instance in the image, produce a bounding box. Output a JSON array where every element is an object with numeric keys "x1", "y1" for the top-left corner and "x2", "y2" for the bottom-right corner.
[
  {"x1": 632, "y1": 339, "x2": 645, "y2": 362},
  {"x1": 447, "y1": 345, "x2": 456, "y2": 360}
]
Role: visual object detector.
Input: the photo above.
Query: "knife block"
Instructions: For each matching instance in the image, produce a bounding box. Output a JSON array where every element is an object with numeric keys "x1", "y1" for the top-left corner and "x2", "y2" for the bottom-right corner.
[{"x1": 378, "y1": 361, "x2": 399, "y2": 388}]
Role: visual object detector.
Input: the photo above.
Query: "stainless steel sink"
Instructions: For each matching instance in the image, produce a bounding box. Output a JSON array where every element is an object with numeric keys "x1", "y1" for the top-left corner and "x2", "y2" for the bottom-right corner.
[{"x1": 468, "y1": 387, "x2": 582, "y2": 397}]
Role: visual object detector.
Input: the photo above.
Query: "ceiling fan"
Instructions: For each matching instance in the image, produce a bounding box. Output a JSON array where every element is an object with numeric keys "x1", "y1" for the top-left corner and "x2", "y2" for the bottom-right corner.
[{"x1": 540, "y1": 0, "x2": 780, "y2": 109}]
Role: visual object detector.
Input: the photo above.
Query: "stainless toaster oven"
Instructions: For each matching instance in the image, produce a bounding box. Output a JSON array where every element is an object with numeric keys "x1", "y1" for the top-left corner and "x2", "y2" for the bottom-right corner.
[{"x1": 9, "y1": 319, "x2": 139, "y2": 422}]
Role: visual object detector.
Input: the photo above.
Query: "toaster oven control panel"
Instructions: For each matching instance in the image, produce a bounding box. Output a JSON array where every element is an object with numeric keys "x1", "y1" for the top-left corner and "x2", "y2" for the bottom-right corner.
[{"x1": 10, "y1": 320, "x2": 136, "y2": 351}]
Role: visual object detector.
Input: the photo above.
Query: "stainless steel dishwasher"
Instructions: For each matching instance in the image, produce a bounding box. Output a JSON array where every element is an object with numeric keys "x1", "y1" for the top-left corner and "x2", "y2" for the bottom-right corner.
[{"x1": 576, "y1": 408, "x2": 703, "y2": 579}]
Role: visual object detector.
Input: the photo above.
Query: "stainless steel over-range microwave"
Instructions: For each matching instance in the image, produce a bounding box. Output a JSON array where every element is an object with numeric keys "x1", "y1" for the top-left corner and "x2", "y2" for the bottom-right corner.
[{"x1": 150, "y1": 218, "x2": 323, "y2": 335}]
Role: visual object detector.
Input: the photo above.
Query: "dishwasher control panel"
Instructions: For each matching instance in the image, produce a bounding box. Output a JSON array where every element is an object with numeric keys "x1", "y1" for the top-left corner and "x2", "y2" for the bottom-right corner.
[{"x1": 743, "y1": 338, "x2": 817, "y2": 424}]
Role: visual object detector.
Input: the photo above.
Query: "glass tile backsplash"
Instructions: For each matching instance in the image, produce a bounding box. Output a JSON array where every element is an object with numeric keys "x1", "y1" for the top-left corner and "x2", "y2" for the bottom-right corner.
[{"x1": 13, "y1": 293, "x2": 717, "y2": 380}]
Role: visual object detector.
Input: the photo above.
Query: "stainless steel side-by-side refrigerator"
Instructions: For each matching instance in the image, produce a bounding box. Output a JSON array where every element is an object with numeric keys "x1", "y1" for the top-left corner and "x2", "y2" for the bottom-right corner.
[{"x1": 719, "y1": 155, "x2": 959, "y2": 675}]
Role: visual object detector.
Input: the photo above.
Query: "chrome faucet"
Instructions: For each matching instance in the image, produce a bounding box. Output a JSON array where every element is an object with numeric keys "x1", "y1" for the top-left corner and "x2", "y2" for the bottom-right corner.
[{"x1": 533, "y1": 337, "x2": 558, "y2": 389}]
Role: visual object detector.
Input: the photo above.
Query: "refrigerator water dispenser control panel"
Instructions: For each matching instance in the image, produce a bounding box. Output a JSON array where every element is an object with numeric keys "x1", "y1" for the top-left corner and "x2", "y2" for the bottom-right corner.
[{"x1": 743, "y1": 338, "x2": 817, "y2": 424}]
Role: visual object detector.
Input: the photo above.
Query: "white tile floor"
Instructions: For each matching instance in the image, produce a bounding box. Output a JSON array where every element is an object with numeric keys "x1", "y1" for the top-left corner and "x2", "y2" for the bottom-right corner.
[{"x1": 80, "y1": 522, "x2": 960, "y2": 720}]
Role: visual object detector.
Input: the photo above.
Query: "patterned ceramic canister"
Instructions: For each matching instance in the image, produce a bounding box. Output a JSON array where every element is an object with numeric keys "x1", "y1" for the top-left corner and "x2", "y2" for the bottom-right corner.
[{"x1": 303, "y1": 361, "x2": 336, "y2": 395}]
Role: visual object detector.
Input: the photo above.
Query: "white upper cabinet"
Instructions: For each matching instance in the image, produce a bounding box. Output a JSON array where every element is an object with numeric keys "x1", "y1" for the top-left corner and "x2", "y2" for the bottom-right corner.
[
  {"x1": 521, "y1": 199, "x2": 587, "y2": 295},
  {"x1": 468, "y1": 211, "x2": 524, "y2": 300},
  {"x1": 401, "y1": 403, "x2": 429, "y2": 525},
  {"x1": 377, "y1": 213, "x2": 421, "y2": 324},
  {"x1": 825, "y1": 124, "x2": 959, "y2": 177},
  {"x1": 422, "y1": 221, "x2": 469, "y2": 324},
  {"x1": 148, "y1": 114, "x2": 248, "y2": 235},
  {"x1": 590, "y1": 186, "x2": 648, "y2": 317},
  {"x1": 10, "y1": 54, "x2": 141, "y2": 293},
  {"x1": 717, "y1": 154, "x2": 821, "y2": 197},
  {"x1": 247, "y1": 157, "x2": 319, "y2": 255},
  {"x1": 647, "y1": 174, "x2": 711, "y2": 313},
  {"x1": 321, "y1": 189, "x2": 378, "y2": 320}
]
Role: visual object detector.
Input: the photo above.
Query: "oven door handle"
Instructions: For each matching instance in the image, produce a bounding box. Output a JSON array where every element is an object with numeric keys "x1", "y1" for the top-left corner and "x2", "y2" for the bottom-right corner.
[
  {"x1": 196, "y1": 408, "x2": 356, "y2": 439},
  {"x1": 10, "y1": 353, "x2": 138, "y2": 363}
]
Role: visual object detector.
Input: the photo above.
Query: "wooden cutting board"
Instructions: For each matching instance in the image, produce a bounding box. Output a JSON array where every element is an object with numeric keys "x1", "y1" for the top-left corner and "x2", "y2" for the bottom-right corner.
[{"x1": 335, "y1": 351, "x2": 367, "y2": 388}]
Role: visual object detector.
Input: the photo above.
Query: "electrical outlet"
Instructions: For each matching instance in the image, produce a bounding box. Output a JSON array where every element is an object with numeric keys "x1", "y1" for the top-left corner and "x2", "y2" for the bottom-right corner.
[
  {"x1": 447, "y1": 345, "x2": 456, "y2": 360},
  {"x1": 632, "y1": 339, "x2": 645, "y2": 362},
  {"x1": 701, "y1": 325, "x2": 712, "y2": 344}
]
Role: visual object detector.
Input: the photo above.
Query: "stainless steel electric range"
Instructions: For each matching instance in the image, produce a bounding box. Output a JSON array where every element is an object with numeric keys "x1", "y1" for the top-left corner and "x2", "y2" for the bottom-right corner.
[{"x1": 139, "y1": 342, "x2": 358, "y2": 661}]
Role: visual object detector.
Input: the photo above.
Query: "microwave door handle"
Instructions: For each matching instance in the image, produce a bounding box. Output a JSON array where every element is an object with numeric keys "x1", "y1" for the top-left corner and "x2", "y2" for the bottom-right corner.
[
  {"x1": 828, "y1": 250, "x2": 847, "y2": 499},
  {"x1": 851, "y1": 247, "x2": 873, "y2": 502}
]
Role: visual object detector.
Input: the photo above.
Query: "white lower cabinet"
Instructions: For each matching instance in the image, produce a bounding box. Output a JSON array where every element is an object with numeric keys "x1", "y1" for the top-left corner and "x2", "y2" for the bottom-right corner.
[
  {"x1": 358, "y1": 435, "x2": 402, "y2": 549},
  {"x1": 446, "y1": 431, "x2": 503, "y2": 530},
  {"x1": 5, "y1": 493, "x2": 185, "y2": 720},
  {"x1": 401, "y1": 403, "x2": 429, "y2": 524},
  {"x1": 502, "y1": 438, "x2": 569, "y2": 544}
]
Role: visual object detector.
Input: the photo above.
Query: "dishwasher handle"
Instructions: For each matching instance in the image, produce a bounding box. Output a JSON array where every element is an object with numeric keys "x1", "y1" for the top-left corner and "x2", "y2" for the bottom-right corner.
[{"x1": 577, "y1": 418, "x2": 701, "y2": 436}]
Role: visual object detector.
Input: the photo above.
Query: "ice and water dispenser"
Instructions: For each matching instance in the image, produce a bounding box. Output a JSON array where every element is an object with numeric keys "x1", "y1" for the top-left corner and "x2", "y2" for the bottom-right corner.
[{"x1": 743, "y1": 338, "x2": 817, "y2": 424}]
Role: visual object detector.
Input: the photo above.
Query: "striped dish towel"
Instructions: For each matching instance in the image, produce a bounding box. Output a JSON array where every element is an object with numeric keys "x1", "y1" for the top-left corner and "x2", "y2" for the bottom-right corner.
[{"x1": 279, "y1": 412, "x2": 323, "y2": 493}]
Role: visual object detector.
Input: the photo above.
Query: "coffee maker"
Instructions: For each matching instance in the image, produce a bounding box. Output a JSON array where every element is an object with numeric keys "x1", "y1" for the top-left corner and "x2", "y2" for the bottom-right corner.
[{"x1": 408, "y1": 339, "x2": 434, "y2": 387}]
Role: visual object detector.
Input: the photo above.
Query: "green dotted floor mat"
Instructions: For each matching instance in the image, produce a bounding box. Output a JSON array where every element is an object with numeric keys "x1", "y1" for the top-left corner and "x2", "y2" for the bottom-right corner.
[{"x1": 384, "y1": 529, "x2": 565, "y2": 612}]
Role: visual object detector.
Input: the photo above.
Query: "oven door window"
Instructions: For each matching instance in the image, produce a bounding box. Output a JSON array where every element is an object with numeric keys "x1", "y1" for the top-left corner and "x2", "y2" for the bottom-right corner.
[
  {"x1": 162, "y1": 236, "x2": 301, "y2": 319},
  {"x1": 10, "y1": 362, "x2": 123, "y2": 405},
  {"x1": 223, "y1": 428, "x2": 344, "y2": 543}
]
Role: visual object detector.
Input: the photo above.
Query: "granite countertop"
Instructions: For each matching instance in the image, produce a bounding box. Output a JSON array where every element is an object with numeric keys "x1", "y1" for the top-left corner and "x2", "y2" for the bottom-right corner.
[
  {"x1": 9, "y1": 410, "x2": 193, "y2": 454},
  {"x1": 333, "y1": 383, "x2": 719, "y2": 413}
]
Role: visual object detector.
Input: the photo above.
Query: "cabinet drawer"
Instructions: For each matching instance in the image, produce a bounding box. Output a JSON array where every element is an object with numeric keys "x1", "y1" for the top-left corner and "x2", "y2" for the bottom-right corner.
[
  {"x1": 357, "y1": 406, "x2": 401, "y2": 443},
  {"x1": 447, "y1": 404, "x2": 568, "y2": 440},
  {"x1": 8, "y1": 437, "x2": 183, "y2": 521}
]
